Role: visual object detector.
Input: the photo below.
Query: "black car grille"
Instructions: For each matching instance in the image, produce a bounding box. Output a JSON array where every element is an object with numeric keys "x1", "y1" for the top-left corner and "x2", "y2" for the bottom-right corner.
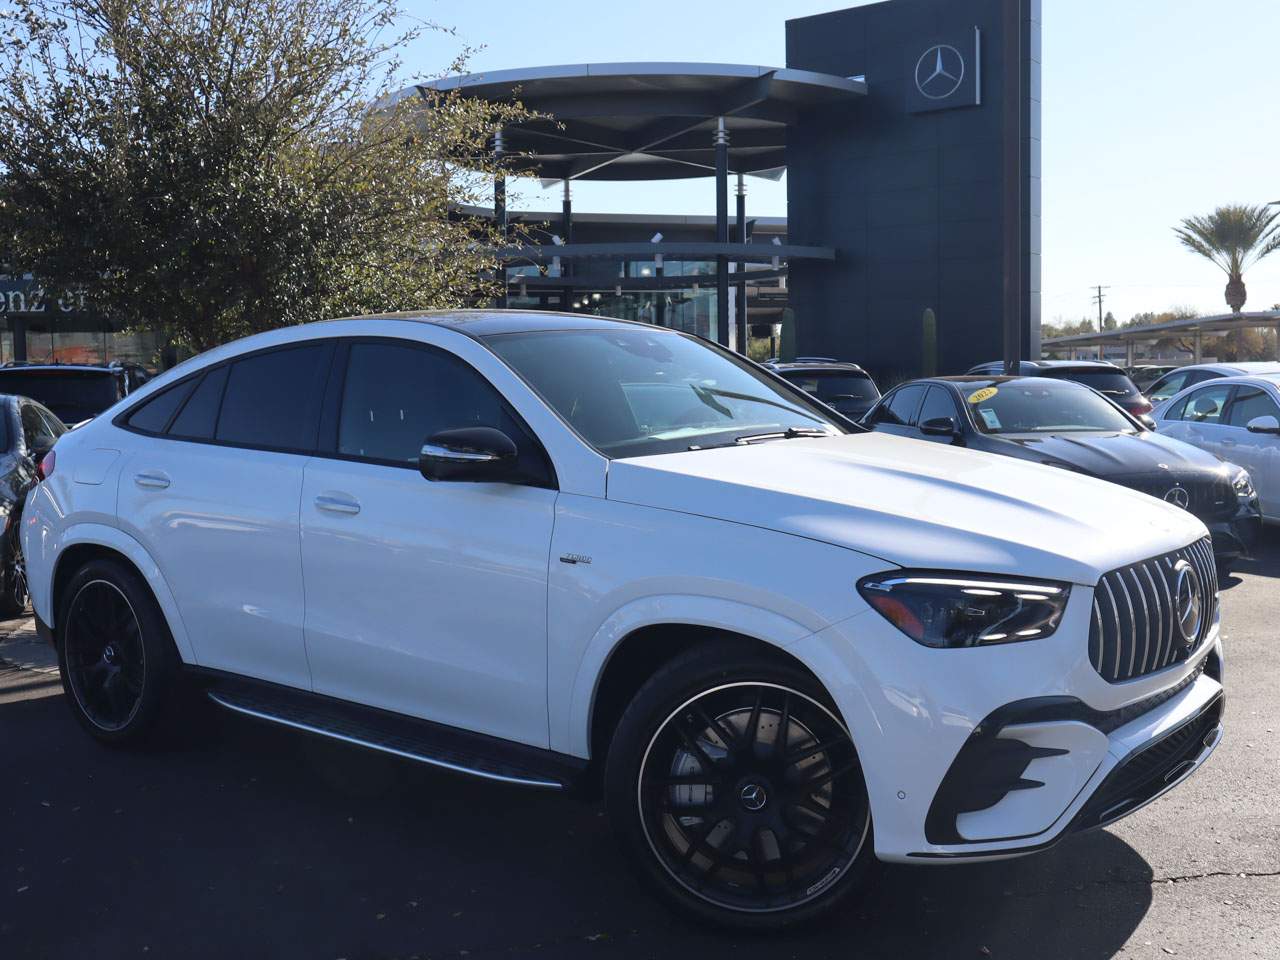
[
  {"x1": 1127, "y1": 474, "x2": 1235, "y2": 524},
  {"x1": 1089, "y1": 538, "x2": 1218, "y2": 683}
]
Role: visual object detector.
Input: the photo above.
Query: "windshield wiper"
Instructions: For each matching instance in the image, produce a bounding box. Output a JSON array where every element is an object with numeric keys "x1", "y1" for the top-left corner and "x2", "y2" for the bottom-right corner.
[
  {"x1": 686, "y1": 426, "x2": 833, "y2": 451},
  {"x1": 689, "y1": 383, "x2": 825, "y2": 423}
]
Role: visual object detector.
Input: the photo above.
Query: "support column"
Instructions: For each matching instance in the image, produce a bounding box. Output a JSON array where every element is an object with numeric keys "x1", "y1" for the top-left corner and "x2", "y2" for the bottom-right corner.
[
  {"x1": 714, "y1": 117, "x2": 729, "y2": 346},
  {"x1": 1193, "y1": 329, "x2": 1202, "y2": 363},
  {"x1": 11, "y1": 316, "x2": 26, "y2": 362},
  {"x1": 1000, "y1": 0, "x2": 1023, "y2": 375},
  {"x1": 494, "y1": 127, "x2": 508, "y2": 309},
  {"x1": 655, "y1": 253, "x2": 665, "y2": 327},
  {"x1": 561, "y1": 179, "x2": 573, "y2": 311},
  {"x1": 735, "y1": 173, "x2": 747, "y2": 354}
]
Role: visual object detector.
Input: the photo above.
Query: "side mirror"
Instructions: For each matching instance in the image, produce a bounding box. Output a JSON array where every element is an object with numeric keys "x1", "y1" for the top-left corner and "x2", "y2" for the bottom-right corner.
[
  {"x1": 419, "y1": 427, "x2": 518, "y2": 482},
  {"x1": 1246, "y1": 415, "x2": 1280, "y2": 435},
  {"x1": 920, "y1": 416, "x2": 958, "y2": 438},
  {"x1": 1138, "y1": 414, "x2": 1157, "y2": 431}
]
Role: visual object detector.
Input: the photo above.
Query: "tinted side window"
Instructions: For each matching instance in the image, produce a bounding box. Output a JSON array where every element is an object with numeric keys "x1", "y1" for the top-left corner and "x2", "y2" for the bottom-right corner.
[
  {"x1": 917, "y1": 386, "x2": 958, "y2": 427},
  {"x1": 124, "y1": 379, "x2": 198, "y2": 434},
  {"x1": 337, "y1": 341, "x2": 546, "y2": 480},
  {"x1": 216, "y1": 344, "x2": 331, "y2": 451},
  {"x1": 168, "y1": 366, "x2": 229, "y2": 440},
  {"x1": 20, "y1": 403, "x2": 58, "y2": 452},
  {"x1": 881, "y1": 384, "x2": 927, "y2": 426},
  {"x1": 35, "y1": 405, "x2": 67, "y2": 437},
  {"x1": 1148, "y1": 371, "x2": 1189, "y2": 402},
  {"x1": 1226, "y1": 387, "x2": 1280, "y2": 427}
]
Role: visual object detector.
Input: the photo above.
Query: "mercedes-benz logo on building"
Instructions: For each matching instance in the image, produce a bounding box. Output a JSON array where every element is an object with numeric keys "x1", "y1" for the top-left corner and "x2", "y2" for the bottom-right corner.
[
  {"x1": 1172, "y1": 560, "x2": 1204, "y2": 644},
  {"x1": 1163, "y1": 486, "x2": 1191, "y2": 510},
  {"x1": 915, "y1": 44, "x2": 965, "y2": 100}
]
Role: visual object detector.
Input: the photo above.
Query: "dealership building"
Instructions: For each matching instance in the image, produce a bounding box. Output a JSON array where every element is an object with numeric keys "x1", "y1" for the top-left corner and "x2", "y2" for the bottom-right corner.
[
  {"x1": 394, "y1": 0, "x2": 1043, "y2": 383},
  {"x1": 1, "y1": 0, "x2": 1041, "y2": 381}
]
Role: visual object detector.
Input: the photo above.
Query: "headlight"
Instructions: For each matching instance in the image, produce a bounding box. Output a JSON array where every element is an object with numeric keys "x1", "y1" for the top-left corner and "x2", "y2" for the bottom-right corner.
[
  {"x1": 1232, "y1": 468, "x2": 1256, "y2": 500},
  {"x1": 857, "y1": 572, "x2": 1071, "y2": 648}
]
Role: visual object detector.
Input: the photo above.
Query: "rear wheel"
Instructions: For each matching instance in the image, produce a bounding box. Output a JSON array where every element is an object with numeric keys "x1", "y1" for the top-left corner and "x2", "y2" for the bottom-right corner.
[
  {"x1": 0, "y1": 517, "x2": 28, "y2": 618},
  {"x1": 605, "y1": 641, "x2": 875, "y2": 930},
  {"x1": 56, "y1": 558, "x2": 177, "y2": 744}
]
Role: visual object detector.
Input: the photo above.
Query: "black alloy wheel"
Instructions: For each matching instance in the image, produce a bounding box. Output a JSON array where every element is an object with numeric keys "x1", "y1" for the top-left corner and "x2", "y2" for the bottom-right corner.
[
  {"x1": 57, "y1": 558, "x2": 177, "y2": 743},
  {"x1": 607, "y1": 643, "x2": 874, "y2": 929},
  {"x1": 0, "y1": 517, "x2": 28, "y2": 617}
]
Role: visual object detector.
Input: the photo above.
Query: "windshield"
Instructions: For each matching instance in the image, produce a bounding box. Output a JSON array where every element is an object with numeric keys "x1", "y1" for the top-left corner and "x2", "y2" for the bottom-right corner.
[
  {"x1": 0, "y1": 371, "x2": 120, "y2": 423},
  {"x1": 964, "y1": 380, "x2": 1137, "y2": 434},
  {"x1": 1050, "y1": 369, "x2": 1139, "y2": 399},
  {"x1": 780, "y1": 371, "x2": 879, "y2": 405},
  {"x1": 484, "y1": 329, "x2": 844, "y2": 458}
]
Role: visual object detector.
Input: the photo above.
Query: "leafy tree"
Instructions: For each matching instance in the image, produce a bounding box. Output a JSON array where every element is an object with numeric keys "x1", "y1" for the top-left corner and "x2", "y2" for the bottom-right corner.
[
  {"x1": 1173, "y1": 204, "x2": 1280, "y2": 314},
  {"x1": 1102, "y1": 311, "x2": 1117, "y2": 330},
  {"x1": 0, "y1": 0, "x2": 532, "y2": 352}
]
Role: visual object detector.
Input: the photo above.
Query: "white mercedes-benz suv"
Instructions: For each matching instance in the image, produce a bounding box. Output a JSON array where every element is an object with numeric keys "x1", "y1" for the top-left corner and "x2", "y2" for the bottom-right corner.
[{"x1": 23, "y1": 312, "x2": 1224, "y2": 929}]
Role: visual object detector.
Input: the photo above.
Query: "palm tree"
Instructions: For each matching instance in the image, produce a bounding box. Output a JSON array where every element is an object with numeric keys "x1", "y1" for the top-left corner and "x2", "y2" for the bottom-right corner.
[{"x1": 1174, "y1": 204, "x2": 1280, "y2": 313}]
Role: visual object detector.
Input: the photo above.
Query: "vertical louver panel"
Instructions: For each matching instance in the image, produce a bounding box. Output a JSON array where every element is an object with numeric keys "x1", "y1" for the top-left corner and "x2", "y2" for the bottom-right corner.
[{"x1": 1088, "y1": 538, "x2": 1218, "y2": 683}]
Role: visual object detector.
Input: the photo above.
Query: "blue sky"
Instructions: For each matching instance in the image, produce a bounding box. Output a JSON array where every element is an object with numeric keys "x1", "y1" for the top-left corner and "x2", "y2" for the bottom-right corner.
[{"x1": 401, "y1": 0, "x2": 1280, "y2": 327}]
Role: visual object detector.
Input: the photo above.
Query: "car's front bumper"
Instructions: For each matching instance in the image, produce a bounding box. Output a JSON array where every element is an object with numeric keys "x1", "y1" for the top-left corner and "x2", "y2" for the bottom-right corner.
[
  {"x1": 1204, "y1": 497, "x2": 1262, "y2": 564},
  {"x1": 790, "y1": 584, "x2": 1224, "y2": 864}
]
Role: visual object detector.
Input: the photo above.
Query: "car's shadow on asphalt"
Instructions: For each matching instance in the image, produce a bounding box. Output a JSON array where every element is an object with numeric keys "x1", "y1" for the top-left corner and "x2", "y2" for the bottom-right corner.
[
  {"x1": 1220, "y1": 526, "x2": 1280, "y2": 590},
  {"x1": 2, "y1": 684, "x2": 1156, "y2": 960}
]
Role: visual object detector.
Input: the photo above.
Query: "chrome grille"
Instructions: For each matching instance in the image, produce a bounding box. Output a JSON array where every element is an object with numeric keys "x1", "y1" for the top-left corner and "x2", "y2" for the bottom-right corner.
[{"x1": 1089, "y1": 538, "x2": 1218, "y2": 683}]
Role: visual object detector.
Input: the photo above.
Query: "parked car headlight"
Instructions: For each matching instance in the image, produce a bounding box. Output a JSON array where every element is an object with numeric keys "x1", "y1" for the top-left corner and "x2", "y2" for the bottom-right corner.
[
  {"x1": 856, "y1": 572, "x2": 1071, "y2": 648},
  {"x1": 1232, "y1": 468, "x2": 1256, "y2": 501}
]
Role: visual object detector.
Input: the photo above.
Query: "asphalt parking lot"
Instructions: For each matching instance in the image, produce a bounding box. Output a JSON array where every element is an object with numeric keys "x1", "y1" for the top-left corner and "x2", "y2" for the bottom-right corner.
[{"x1": 2, "y1": 534, "x2": 1278, "y2": 960}]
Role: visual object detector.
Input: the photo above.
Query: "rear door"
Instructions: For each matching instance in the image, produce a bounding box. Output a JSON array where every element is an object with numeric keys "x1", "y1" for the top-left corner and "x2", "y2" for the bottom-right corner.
[
  {"x1": 114, "y1": 341, "x2": 334, "y2": 688},
  {"x1": 1222, "y1": 384, "x2": 1280, "y2": 518}
]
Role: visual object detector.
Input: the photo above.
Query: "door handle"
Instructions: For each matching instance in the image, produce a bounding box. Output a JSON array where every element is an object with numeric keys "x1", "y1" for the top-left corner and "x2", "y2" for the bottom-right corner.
[
  {"x1": 134, "y1": 471, "x2": 171, "y2": 489},
  {"x1": 1221, "y1": 438, "x2": 1236, "y2": 446},
  {"x1": 314, "y1": 494, "x2": 361, "y2": 515}
]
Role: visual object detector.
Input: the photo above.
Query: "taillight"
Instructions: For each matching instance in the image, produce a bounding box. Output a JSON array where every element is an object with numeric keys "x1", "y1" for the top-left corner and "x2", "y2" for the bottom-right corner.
[
  {"x1": 1132, "y1": 398, "x2": 1153, "y2": 416},
  {"x1": 37, "y1": 450, "x2": 55, "y2": 481}
]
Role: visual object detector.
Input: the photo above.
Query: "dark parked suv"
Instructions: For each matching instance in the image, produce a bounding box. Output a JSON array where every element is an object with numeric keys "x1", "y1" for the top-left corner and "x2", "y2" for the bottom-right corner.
[
  {"x1": 0, "y1": 361, "x2": 151, "y2": 425},
  {"x1": 966, "y1": 360, "x2": 1153, "y2": 420},
  {"x1": 764, "y1": 358, "x2": 881, "y2": 420}
]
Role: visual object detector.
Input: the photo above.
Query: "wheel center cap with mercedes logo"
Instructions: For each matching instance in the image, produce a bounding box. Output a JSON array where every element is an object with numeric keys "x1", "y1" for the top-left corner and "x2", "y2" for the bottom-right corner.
[
  {"x1": 1163, "y1": 486, "x2": 1190, "y2": 510},
  {"x1": 915, "y1": 44, "x2": 965, "y2": 100},
  {"x1": 739, "y1": 783, "x2": 768, "y2": 812},
  {"x1": 1172, "y1": 559, "x2": 1204, "y2": 645}
]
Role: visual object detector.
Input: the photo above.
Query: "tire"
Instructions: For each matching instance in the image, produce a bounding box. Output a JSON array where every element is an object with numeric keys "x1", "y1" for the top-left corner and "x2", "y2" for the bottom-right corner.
[
  {"x1": 604, "y1": 640, "x2": 876, "y2": 931},
  {"x1": 55, "y1": 558, "x2": 178, "y2": 745},
  {"x1": 0, "y1": 515, "x2": 28, "y2": 618}
]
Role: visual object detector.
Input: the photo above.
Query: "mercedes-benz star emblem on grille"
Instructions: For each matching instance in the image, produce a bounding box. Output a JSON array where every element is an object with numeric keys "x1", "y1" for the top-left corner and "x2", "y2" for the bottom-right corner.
[
  {"x1": 1163, "y1": 486, "x2": 1191, "y2": 510},
  {"x1": 1172, "y1": 559, "x2": 1204, "y2": 645},
  {"x1": 915, "y1": 44, "x2": 965, "y2": 100}
]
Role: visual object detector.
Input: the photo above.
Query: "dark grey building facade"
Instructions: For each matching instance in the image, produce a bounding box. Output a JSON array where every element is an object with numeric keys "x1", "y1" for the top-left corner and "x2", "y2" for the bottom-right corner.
[{"x1": 785, "y1": 0, "x2": 1041, "y2": 381}]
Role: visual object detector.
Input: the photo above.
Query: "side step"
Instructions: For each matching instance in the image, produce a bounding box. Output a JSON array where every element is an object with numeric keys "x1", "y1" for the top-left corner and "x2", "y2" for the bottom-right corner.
[{"x1": 206, "y1": 680, "x2": 584, "y2": 791}]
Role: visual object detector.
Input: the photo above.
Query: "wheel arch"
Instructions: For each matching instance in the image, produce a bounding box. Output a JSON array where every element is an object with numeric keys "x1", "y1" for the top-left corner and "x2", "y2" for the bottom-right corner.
[
  {"x1": 46, "y1": 524, "x2": 196, "y2": 664},
  {"x1": 584, "y1": 621, "x2": 844, "y2": 784}
]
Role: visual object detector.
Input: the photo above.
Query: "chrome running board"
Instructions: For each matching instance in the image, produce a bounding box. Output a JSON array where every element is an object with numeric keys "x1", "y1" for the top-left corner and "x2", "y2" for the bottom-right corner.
[{"x1": 206, "y1": 684, "x2": 574, "y2": 790}]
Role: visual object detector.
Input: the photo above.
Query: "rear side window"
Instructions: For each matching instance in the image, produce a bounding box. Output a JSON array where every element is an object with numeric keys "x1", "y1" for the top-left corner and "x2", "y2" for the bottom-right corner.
[
  {"x1": 168, "y1": 366, "x2": 228, "y2": 440},
  {"x1": 874, "y1": 384, "x2": 926, "y2": 426},
  {"x1": 215, "y1": 344, "x2": 332, "y2": 451},
  {"x1": 917, "y1": 386, "x2": 958, "y2": 426},
  {"x1": 124, "y1": 379, "x2": 199, "y2": 434},
  {"x1": 20, "y1": 403, "x2": 59, "y2": 452}
]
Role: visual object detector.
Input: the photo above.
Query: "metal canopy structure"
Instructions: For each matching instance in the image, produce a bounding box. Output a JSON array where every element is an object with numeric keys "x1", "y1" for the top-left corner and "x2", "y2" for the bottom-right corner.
[
  {"x1": 394, "y1": 63, "x2": 866, "y2": 182},
  {"x1": 389, "y1": 62, "x2": 866, "y2": 347},
  {"x1": 1043, "y1": 310, "x2": 1280, "y2": 363}
]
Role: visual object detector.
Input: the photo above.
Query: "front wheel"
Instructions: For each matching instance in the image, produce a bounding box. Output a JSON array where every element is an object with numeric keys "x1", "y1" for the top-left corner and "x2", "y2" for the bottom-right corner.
[
  {"x1": 56, "y1": 558, "x2": 177, "y2": 744},
  {"x1": 605, "y1": 641, "x2": 875, "y2": 930}
]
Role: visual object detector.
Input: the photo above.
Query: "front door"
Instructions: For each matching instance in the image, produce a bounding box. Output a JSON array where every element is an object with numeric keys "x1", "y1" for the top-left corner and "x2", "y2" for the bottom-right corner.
[
  {"x1": 1222, "y1": 384, "x2": 1280, "y2": 519},
  {"x1": 1160, "y1": 382, "x2": 1235, "y2": 461},
  {"x1": 299, "y1": 339, "x2": 557, "y2": 747}
]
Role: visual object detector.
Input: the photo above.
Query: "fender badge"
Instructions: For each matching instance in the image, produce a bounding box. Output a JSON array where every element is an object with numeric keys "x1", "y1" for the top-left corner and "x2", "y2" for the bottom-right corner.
[{"x1": 559, "y1": 553, "x2": 593, "y2": 565}]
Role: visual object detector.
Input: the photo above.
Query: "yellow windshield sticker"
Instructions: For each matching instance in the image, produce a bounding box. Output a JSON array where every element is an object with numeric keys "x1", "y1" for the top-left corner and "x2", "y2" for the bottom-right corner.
[{"x1": 968, "y1": 387, "x2": 999, "y2": 404}]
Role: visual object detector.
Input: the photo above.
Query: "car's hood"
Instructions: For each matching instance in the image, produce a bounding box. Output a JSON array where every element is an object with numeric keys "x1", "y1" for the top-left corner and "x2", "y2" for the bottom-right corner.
[
  {"x1": 988, "y1": 430, "x2": 1229, "y2": 479},
  {"x1": 606, "y1": 432, "x2": 1206, "y2": 585}
]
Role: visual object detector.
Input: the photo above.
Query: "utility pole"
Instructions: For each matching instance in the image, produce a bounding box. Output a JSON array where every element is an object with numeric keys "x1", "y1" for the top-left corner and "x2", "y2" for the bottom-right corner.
[{"x1": 1091, "y1": 285, "x2": 1111, "y2": 360}]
